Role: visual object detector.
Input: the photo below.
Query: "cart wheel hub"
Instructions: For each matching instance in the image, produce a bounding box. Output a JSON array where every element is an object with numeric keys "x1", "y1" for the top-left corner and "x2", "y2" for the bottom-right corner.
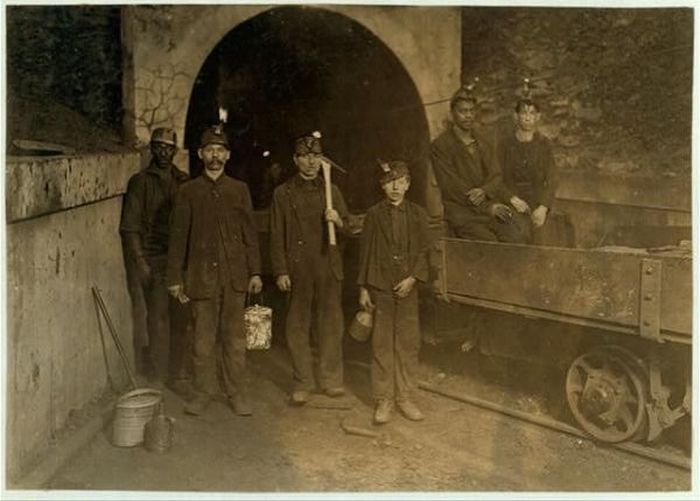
[{"x1": 581, "y1": 378, "x2": 617, "y2": 418}]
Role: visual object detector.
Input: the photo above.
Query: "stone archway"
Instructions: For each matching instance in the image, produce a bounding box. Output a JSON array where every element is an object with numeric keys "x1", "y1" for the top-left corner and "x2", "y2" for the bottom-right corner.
[
  {"x1": 123, "y1": 4, "x2": 460, "y2": 147},
  {"x1": 183, "y1": 6, "x2": 439, "y2": 210}
]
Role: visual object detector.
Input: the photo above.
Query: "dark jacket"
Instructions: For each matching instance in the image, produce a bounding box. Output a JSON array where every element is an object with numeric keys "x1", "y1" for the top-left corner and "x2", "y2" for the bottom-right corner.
[
  {"x1": 120, "y1": 162, "x2": 189, "y2": 257},
  {"x1": 357, "y1": 199, "x2": 430, "y2": 291},
  {"x1": 167, "y1": 174, "x2": 261, "y2": 298},
  {"x1": 497, "y1": 130, "x2": 557, "y2": 209},
  {"x1": 430, "y1": 127, "x2": 502, "y2": 227},
  {"x1": 269, "y1": 174, "x2": 348, "y2": 281}
]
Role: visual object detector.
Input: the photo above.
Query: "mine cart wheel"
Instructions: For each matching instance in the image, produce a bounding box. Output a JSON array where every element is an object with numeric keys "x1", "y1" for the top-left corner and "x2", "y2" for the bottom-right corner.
[{"x1": 566, "y1": 348, "x2": 648, "y2": 443}]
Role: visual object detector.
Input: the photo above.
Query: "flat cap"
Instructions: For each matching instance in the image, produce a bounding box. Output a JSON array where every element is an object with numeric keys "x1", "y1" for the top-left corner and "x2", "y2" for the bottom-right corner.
[{"x1": 151, "y1": 127, "x2": 177, "y2": 146}]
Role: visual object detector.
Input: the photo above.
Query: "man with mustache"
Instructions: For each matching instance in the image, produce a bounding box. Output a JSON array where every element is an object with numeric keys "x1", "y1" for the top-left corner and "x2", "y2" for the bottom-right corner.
[
  {"x1": 167, "y1": 125, "x2": 262, "y2": 416},
  {"x1": 431, "y1": 86, "x2": 522, "y2": 242},
  {"x1": 120, "y1": 127, "x2": 192, "y2": 392}
]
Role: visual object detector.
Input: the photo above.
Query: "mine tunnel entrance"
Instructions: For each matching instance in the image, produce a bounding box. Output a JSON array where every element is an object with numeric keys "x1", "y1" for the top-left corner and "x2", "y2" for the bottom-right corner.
[{"x1": 184, "y1": 6, "x2": 430, "y2": 212}]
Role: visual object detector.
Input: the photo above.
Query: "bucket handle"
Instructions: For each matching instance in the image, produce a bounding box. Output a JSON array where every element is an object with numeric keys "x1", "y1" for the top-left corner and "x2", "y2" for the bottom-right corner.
[{"x1": 118, "y1": 388, "x2": 162, "y2": 402}]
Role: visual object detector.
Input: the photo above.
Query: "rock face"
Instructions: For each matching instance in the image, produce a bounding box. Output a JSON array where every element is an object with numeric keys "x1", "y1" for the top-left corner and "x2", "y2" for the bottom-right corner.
[{"x1": 461, "y1": 7, "x2": 693, "y2": 179}]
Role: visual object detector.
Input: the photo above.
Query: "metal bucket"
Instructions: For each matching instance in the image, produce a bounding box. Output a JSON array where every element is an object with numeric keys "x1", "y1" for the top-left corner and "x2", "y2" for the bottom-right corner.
[
  {"x1": 112, "y1": 388, "x2": 162, "y2": 447},
  {"x1": 348, "y1": 310, "x2": 373, "y2": 342},
  {"x1": 144, "y1": 405, "x2": 175, "y2": 454}
]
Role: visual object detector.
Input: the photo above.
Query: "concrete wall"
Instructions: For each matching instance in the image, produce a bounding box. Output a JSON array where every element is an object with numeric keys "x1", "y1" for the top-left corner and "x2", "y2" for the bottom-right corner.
[
  {"x1": 5, "y1": 152, "x2": 139, "y2": 482},
  {"x1": 122, "y1": 4, "x2": 461, "y2": 147}
]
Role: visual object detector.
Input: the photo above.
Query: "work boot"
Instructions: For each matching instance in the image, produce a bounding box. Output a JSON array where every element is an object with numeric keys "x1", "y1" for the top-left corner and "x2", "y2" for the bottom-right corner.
[
  {"x1": 324, "y1": 387, "x2": 346, "y2": 398},
  {"x1": 290, "y1": 390, "x2": 310, "y2": 406},
  {"x1": 374, "y1": 399, "x2": 393, "y2": 425},
  {"x1": 397, "y1": 399, "x2": 424, "y2": 421},
  {"x1": 229, "y1": 393, "x2": 253, "y2": 416},
  {"x1": 184, "y1": 394, "x2": 211, "y2": 416},
  {"x1": 166, "y1": 379, "x2": 197, "y2": 402}
]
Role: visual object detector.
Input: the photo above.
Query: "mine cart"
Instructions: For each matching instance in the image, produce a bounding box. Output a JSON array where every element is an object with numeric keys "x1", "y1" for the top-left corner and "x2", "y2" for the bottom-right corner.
[{"x1": 426, "y1": 172, "x2": 692, "y2": 444}]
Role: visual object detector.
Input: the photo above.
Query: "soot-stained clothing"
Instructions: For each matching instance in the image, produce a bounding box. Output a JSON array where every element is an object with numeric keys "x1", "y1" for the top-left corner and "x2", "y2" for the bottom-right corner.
[
  {"x1": 357, "y1": 199, "x2": 430, "y2": 402},
  {"x1": 167, "y1": 173, "x2": 261, "y2": 398},
  {"x1": 269, "y1": 174, "x2": 349, "y2": 392},
  {"x1": 120, "y1": 161, "x2": 190, "y2": 381}
]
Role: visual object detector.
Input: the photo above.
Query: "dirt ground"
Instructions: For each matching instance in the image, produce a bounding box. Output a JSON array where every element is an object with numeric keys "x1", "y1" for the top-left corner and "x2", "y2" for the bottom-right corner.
[{"x1": 45, "y1": 341, "x2": 690, "y2": 495}]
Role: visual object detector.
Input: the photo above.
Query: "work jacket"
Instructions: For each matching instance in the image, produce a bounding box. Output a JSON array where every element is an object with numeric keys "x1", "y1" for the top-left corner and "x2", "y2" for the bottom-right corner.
[
  {"x1": 119, "y1": 161, "x2": 189, "y2": 257},
  {"x1": 167, "y1": 173, "x2": 260, "y2": 298},
  {"x1": 269, "y1": 174, "x2": 348, "y2": 281},
  {"x1": 430, "y1": 127, "x2": 503, "y2": 227},
  {"x1": 357, "y1": 199, "x2": 430, "y2": 291}
]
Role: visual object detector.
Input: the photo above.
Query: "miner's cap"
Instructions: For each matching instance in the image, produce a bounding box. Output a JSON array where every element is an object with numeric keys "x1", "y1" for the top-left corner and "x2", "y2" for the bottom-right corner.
[
  {"x1": 200, "y1": 125, "x2": 230, "y2": 149},
  {"x1": 378, "y1": 160, "x2": 410, "y2": 185},
  {"x1": 294, "y1": 131, "x2": 323, "y2": 155}
]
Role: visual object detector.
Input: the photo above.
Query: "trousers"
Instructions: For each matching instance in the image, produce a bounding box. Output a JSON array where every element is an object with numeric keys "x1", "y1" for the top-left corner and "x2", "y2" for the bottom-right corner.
[
  {"x1": 286, "y1": 256, "x2": 344, "y2": 391},
  {"x1": 125, "y1": 254, "x2": 191, "y2": 381},
  {"x1": 190, "y1": 285, "x2": 247, "y2": 397},
  {"x1": 370, "y1": 287, "x2": 420, "y2": 402}
]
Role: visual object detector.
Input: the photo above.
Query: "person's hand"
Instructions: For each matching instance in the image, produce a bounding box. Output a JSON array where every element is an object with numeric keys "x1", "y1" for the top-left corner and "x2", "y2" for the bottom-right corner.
[
  {"x1": 136, "y1": 259, "x2": 152, "y2": 285},
  {"x1": 248, "y1": 275, "x2": 263, "y2": 294},
  {"x1": 488, "y1": 203, "x2": 513, "y2": 222},
  {"x1": 510, "y1": 196, "x2": 531, "y2": 214},
  {"x1": 531, "y1": 205, "x2": 549, "y2": 227},
  {"x1": 325, "y1": 208, "x2": 343, "y2": 228},
  {"x1": 466, "y1": 188, "x2": 486, "y2": 206},
  {"x1": 393, "y1": 276, "x2": 417, "y2": 299},
  {"x1": 168, "y1": 284, "x2": 190, "y2": 304},
  {"x1": 276, "y1": 274, "x2": 292, "y2": 292},
  {"x1": 359, "y1": 287, "x2": 375, "y2": 311}
]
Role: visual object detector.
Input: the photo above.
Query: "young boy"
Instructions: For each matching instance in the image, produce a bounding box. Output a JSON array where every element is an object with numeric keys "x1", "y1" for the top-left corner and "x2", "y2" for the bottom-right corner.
[{"x1": 357, "y1": 160, "x2": 430, "y2": 424}]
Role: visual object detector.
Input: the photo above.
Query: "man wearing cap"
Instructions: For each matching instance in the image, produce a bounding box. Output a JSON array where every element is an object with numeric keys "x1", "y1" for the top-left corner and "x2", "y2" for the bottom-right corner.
[
  {"x1": 167, "y1": 125, "x2": 263, "y2": 416},
  {"x1": 270, "y1": 132, "x2": 349, "y2": 405},
  {"x1": 431, "y1": 87, "x2": 521, "y2": 242},
  {"x1": 357, "y1": 160, "x2": 430, "y2": 424},
  {"x1": 120, "y1": 128, "x2": 192, "y2": 391},
  {"x1": 497, "y1": 97, "x2": 558, "y2": 244}
]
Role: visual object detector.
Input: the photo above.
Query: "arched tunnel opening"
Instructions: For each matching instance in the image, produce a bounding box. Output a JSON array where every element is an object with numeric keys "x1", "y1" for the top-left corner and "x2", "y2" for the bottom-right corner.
[{"x1": 184, "y1": 6, "x2": 431, "y2": 212}]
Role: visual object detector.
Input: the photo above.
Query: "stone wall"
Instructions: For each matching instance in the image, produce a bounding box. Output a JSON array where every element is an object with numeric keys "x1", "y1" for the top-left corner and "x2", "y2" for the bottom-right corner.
[
  {"x1": 5, "y1": 152, "x2": 140, "y2": 482},
  {"x1": 462, "y1": 7, "x2": 693, "y2": 182}
]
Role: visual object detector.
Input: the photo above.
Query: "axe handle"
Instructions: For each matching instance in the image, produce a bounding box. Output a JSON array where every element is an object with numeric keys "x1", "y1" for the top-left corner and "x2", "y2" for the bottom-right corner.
[{"x1": 321, "y1": 162, "x2": 337, "y2": 246}]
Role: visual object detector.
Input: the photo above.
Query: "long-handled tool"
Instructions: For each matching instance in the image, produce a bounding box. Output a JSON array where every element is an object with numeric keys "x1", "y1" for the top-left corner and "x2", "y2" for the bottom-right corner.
[
  {"x1": 321, "y1": 160, "x2": 337, "y2": 246},
  {"x1": 92, "y1": 286, "x2": 137, "y2": 390}
]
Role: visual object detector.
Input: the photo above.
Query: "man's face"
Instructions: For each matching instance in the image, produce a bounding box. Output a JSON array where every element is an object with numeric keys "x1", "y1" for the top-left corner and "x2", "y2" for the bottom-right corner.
[
  {"x1": 451, "y1": 100, "x2": 478, "y2": 132},
  {"x1": 198, "y1": 144, "x2": 230, "y2": 174},
  {"x1": 151, "y1": 142, "x2": 176, "y2": 168},
  {"x1": 381, "y1": 175, "x2": 410, "y2": 204},
  {"x1": 515, "y1": 104, "x2": 540, "y2": 132},
  {"x1": 294, "y1": 152, "x2": 321, "y2": 179}
]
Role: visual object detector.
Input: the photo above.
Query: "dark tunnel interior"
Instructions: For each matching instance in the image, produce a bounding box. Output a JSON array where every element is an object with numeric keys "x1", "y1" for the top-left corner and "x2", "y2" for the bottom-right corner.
[{"x1": 184, "y1": 6, "x2": 430, "y2": 212}]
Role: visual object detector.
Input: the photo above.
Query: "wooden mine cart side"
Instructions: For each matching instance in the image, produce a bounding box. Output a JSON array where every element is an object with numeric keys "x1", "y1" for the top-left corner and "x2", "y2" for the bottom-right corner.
[{"x1": 422, "y1": 170, "x2": 693, "y2": 444}]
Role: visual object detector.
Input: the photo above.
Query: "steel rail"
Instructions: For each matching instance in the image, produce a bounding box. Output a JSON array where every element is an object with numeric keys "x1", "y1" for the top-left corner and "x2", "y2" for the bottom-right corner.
[{"x1": 418, "y1": 380, "x2": 690, "y2": 471}]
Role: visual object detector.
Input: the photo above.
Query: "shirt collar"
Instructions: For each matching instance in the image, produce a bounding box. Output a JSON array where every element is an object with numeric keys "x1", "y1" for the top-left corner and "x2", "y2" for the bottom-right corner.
[{"x1": 384, "y1": 199, "x2": 406, "y2": 212}]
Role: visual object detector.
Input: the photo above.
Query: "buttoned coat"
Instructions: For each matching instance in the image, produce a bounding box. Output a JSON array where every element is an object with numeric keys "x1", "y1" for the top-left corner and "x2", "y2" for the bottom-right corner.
[
  {"x1": 167, "y1": 174, "x2": 261, "y2": 298},
  {"x1": 269, "y1": 175, "x2": 348, "y2": 281},
  {"x1": 357, "y1": 200, "x2": 430, "y2": 291}
]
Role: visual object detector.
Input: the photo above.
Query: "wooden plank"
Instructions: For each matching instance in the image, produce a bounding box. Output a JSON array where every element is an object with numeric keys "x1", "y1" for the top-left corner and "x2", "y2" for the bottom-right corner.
[{"x1": 442, "y1": 239, "x2": 691, "y2": 337}]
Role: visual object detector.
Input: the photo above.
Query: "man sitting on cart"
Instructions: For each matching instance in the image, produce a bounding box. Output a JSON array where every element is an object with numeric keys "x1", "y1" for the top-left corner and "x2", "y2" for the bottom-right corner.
[{"x1": 431, "y1": 84, "x2": 524, "y2": 242}]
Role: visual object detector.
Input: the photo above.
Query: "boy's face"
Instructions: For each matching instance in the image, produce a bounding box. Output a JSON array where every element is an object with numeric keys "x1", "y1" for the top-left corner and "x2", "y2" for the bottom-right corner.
[
  {"x1": 515, "y1": 104, "x2": 540, "y2": 132},
  {"x1": 294, "y1": 152, "x2": 321, "y2": 179},
  {"x1": 381, "y1": 175, "x2": 410, "y2": 204}
]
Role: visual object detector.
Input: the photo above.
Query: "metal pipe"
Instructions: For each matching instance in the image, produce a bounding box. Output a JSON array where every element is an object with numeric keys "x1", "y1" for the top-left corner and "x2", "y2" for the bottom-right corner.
[
  {"x1": 418, "y1": 381, "x2": 690, "y2": 471},
  {"x1": 92, "y1": 286, "x2": 138, "y2": 389}
]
